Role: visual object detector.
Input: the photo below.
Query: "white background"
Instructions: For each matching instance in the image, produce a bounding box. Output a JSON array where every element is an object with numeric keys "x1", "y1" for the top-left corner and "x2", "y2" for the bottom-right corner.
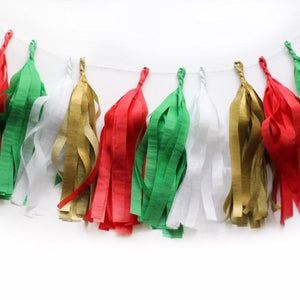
[{"x1": 0, "y1": 0, "x2": 300, "y2": 299}]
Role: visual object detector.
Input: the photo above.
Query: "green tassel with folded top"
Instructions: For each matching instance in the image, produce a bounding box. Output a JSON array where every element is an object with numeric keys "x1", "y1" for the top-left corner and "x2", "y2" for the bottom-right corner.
[{"x1": 0, "y1": 40, "x2": 46, "y2": 199}]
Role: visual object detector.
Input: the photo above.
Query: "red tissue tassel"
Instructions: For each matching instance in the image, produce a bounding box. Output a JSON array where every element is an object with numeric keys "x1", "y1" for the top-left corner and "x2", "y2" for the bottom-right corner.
[
  {"x1": 259, "y1": 56, "x2": 300, "y2": 224},
  {"x1": 58, "y1": 67, "x2": 149, "y2": 234},
  {"x1": 0, "y1": 30, "x2": 13, "y2": 113}
]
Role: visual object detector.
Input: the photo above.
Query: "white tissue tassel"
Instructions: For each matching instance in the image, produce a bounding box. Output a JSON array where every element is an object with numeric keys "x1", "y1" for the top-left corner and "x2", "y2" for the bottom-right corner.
[{"x1": 11, "y1": 59, "x2": 73, "y2": 216}]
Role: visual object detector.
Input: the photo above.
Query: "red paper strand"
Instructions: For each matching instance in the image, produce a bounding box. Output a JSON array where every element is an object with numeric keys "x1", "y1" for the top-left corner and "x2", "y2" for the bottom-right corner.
[{"x1": 87, "y1": 67, "x2": 149, "y2": 234}]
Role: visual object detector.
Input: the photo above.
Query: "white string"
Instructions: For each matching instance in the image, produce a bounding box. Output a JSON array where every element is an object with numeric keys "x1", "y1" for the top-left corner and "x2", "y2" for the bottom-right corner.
[{"x1": 0, "y1": 27, "x2": 300, "y2": 74}]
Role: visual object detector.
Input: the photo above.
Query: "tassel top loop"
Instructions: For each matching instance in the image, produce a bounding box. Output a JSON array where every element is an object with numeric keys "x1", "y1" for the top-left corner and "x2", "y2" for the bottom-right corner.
[
  {"x1": 29, "y1": 40, "x2": 37, "y2": 60},
  {"x1": 80, "y1": 57, "x2": 86, "y2": 76},
  {"x1": 199, "y1": 67, "x2": 206, "y2": 85},
  {"x1": 137, "y1": 67, "x2": 150, "y2": 88},
  {"x1": 234, "y1": 61, "x2": 246, "y2": 85},
  {"x1": 259, "y1": 56, "x2": 272, "y2": 79},
  {"x1": 0, "y1": 30, "x2": 13, "y2": 54},
  {"x1": 285, "y1": 41, "x2": 300, "y2": 61},
  {"x1": 177, "y1": 68, "x2": 186, "y2": 87}
]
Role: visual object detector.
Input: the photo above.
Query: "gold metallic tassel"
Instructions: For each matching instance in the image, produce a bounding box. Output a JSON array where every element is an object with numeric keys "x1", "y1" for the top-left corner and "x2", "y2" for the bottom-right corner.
[
  {"x1": 52, "y1": 58, "x2": 100, "y2": 221},
  {"x1": 223, "y1": 62, "x2": 268, "y2": 227}
]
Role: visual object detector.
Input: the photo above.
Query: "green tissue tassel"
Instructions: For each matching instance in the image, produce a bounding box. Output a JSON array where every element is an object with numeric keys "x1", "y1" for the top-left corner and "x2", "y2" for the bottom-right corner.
[
  {"x1": 131, "y1": 68, "x2": 190, "y2": 238},
  {"x1": 0, "y1": 40, "x2": 46, "y2": 199}
]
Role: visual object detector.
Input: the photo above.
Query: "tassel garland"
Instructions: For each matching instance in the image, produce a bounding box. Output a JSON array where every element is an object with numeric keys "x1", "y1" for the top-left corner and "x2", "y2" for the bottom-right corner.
[{"x1": 0, "y1": 29, "x2": 299, "y2": 235}]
